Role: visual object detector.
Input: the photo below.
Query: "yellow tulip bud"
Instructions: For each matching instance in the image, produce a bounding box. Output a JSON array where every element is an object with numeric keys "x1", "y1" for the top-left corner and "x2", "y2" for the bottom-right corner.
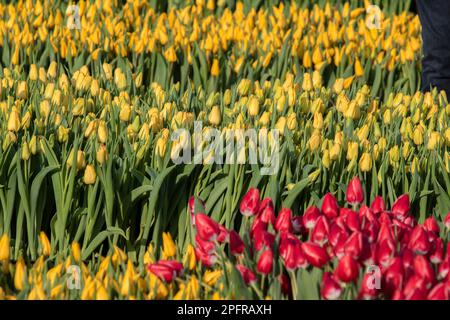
[
  {"x1": 7, "y1": 108, "x2": 21, "y2": 132},
  {"x1": 275, "y1": 116, "x2": 286, "y2": 135},
  {"x1": 102, "y1": 63, "x2": 113, "y2": 80},
  {"x1": 156, "y1": 137, "x2": 167, "y2": 158},
  {"x1": 413, "y1": 127, "x2": 423, "y2": 145},
  {"x1": 309, "y1": 131, "x2": 322, "y2": 151},
  {"x1": 287, "y1": 113, "x2": 298, "y2": 131},
  {"x1": 39, "y1": 232, "x2": 51, "y2": 256},
  {"x1": 333, "y1": 78, "x2": 344, "y2": 94},
  {"x1": 183, "y1": 244, "x2": 197, "y2": 271},
  {"x1": 302, "y1": 73, "x2": 313, "y2": 92},
  {"x1": 211, "y1": 59, "x2": 220, "y2": 77},
  {"x1": 313, "y1": 112, "x2": 323, "y2": 130},
  {"x1": 162, "y1": 232, "x2": 177, "y2": 259},
  {"x1": 120, "y1": 104, "x2": 132, "y2": 122},
  {"x1": 0, "y1": 234, "x2": 10, "y2": 261},
  {"x1": 90, "y1": 79, "x2": 99, "y2": 97},
  {"x1": 71, "y1": 242, "x2": 81, "y2": 263},
  {"x1": 237, "y1": 79, "x2": 251, "y2": 96},
  {"x1": 208, "y1": 106, "x2": 221, "y2": 126},
  {"x1": 359, "y1": 152, "x2": 372, "y2": 172},
  {"x1": 247, "y1": 96, "x2": 260, "y2": 117},
  {"x1": 355, "y1": 59, "x2": 364, "y2": 77},
  {"x1": 427, "y1": 131, "x2": 441, "y2": 150},
  {"x1": 347, "y1": 141, "x2": 359, "y2": 161},
  {"x1": 312, "y1": 71, "x2": 323, "y2": 89},
  {"x1": 83, "y1": 164, "x2": 97, "y2": 185},
  {"x1": 330, "y1": 143, "x2": 341, "y2": 160},
  {"x1": 67, "y1": 149, "x2": 86, "y2": 171},
  {"x1": 96, "y1": 144, "x2": 109, "y2": 165},
  {"x1": 47, "y1": 61, "x2": 58, "y2": 79},
  {"x1": 389, "y1": 145, "x2": 400, "y2": 166},
  {"x1": 223, "y1": 89, "x2": 232, "y2": 106},
  {"x1": 21, "y1": 141, "x2": 30, "y2": 161},
  {"x1": 29, "y1": 64, "x2": 38, "y2": 81},
  {"x1": 39, "y1": 100, "x2": 51, "y2": 119},
  {"x1": 57, "y1": 126, "x2": 69, "y2": 143},
  {"x1": 322, "y1": 150, "x2": 331, "y2": 169},
  {"x1": 14, "y1": 258, "x2": 26, "y2": 291},
  {"x1": 16, "y1": 81, "x2": 28, "y2": 99},
  {"x1": 29, "y1": 135, "x2": 38, "y2": 154}
]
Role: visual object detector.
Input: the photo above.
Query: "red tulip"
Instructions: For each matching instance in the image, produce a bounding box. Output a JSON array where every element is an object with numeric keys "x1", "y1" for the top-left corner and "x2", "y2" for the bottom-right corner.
[
  {"x1": 303, "y1": 206, "x2": 321, "y2": 229},
  {"x1": 358, "y1": 273, "x2": 379, "y2": 300},
  {"x1": 195, "y1": 234, "x2": 215, "y2": 254},
  {"x1": 403, "y1": 275, "x2": 427, "y2": 300},
  {"x1": 370, "y1": 196, "x2": 385, "y2": 214},
  {"x1": 423, "y1": 216, "x2": 440, "y2": 234},
  {"x1": 195, "y1": 247, "x2": 217, "y2": 267},
  {"x1": 259, "y1": 204, "x2": 276, "y2": 226},
  {"x1": 217, "y1": 224, "x2": 229, "y2": 243},
  {"x1": 384, "y1": 258, "x2": 405, "y2": 294},
  {"x1": 427, "y1": 283, "x2": 449, "y2": 300},
  {"x1": 229, "y1": 230, "x2": 245, "y2": 255},
  {"x1": 279, "y1": 273, "x2": 292, "y2": 296},
  {"x1": 345, "y1": 209, "x2": 360, "y2": 232},
  {"x1": 401, "y1": 248, "x2": 415, "y2": 271},
  {"x1": 302, "y1": 241, "x2": 329, "y2": 268},
  {"x1": 253, "y1": 229, "x2": 275, "y2": 252},
  {"x1": 362, "y1": 217, "x2": 379, "y2": 243},
  {"x1": 240, "y1": 188, "x2": 260, "y2": 217},
  {"x1": 259, "y1": 198, "x2": 273, "y2": 213},
  {"x1": 391, "y1": 194, "x2": 410, "y2": 220},
  {"x1": 377, "y1": 222, "x2": 394, "y2": 245},
  {"x1": 147, "y1": 260, "x2": 183, "y2": 282},
  {"x1": 321, "y1": 272, "x2": 342, "y2": 300},
  {"x1": 195, "y1": 213, "x2": 220, "y2": 241},
  {"x1": 250, "y1": 216, "x2": 268, "y2": 239},
  {"x1": 430, "y1": 238, "x2": 444, "y2": 264},
  {"x1": 275, "y1": 208, "x2": 293, "y2": 233},
  {"x1": 444, "y1": 212, "x2": 450, "y2": 230},
  {"x1": 413, "y1": 255, "x2": 435, "y2": 285},
  {"x1": 334, "y1": 254, "x2": 360, "y2": 283},
  {"x1": 359, "y1": 205, "x2": 376, "y2": 222},
  {"x1": 379, "y1": 211, "x2": 392, "y2": 224},
  {"x1": 322, "y1": 193, "x2": 340, "y2": 219},
  {"x1": 376, "y1": 239, "x2": 395, "y2": 267},
  {"x1": 279, "y1": 233, "x2": 307, "y2": 270},
  {"x1": 188, "y1": 196, "x2": 195, "y2": 215},
  {"x1": 311, "y1": 215, "x2": 329, "y2": 246},
  {"x1": 329, "y1": 223, "x2": 348, "y2": 248},
  {"x1": 344, "y1": 231, "x2": 363, "y2": 259},
  {"x1": 257, "y1": 249, "x2": 273, "y2": 275},
  {"x1": 236, "y1": 265, "x2": 256, "y2": 285},
  {"x1": 346, "y1": 176, "x2": 364, "y2": 205},
  {"x1": 157, "y1": 260, "x2": 183, "y2": 273},
  {"x1": 333, "y1": 237, "x2": 347, "y2": 260},
  {"x1": 408, "y1": 225, "x2": 430, "y2": 255}
]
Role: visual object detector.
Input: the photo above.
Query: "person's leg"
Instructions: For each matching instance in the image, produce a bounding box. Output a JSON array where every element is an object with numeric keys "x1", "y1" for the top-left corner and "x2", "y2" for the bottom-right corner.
[{"x1": 416, "y1": 0, "x2": 450, "y2": 96}]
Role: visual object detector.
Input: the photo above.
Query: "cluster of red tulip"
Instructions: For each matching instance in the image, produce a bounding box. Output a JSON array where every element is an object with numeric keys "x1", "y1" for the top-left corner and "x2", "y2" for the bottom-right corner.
[{"x1": 148, "y1": 176, "x2": 450, "y2": 300}]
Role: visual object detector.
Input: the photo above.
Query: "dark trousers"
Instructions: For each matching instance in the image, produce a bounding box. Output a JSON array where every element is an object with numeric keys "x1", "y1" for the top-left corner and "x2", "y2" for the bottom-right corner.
[{"x1": 416, "y1": 0, "x2": 450, "y2": 96}]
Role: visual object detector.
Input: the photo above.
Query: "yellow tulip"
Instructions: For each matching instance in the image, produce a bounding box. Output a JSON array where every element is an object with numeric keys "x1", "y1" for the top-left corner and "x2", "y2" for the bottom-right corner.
[
  {"x1": 162, "y1": 232, "x2": 177, "y2": 259},
  {"x1": 83, "y1": 164, "x2": 97, "y2": 185},
  {"x1": 359, "y1": 152, "x2": 372, "y2": 172},
  {"x1": 39, "y1": 232, "x2": 51, "y2": 256},
  {"x1": 0, "y1": 234, "x2": 10, "y2": 261}
]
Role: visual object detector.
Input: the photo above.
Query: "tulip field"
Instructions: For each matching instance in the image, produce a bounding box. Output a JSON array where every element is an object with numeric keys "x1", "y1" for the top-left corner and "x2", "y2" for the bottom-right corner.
[{"x1": 1, "y1": 0, "x2": 450, "y2": 300}]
